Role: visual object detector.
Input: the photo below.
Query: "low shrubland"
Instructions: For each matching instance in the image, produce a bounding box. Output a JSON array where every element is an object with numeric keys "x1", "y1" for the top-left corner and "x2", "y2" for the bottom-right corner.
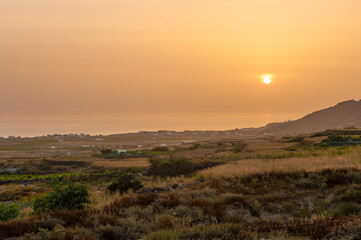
[
  {"x1": 3, "y1": 141, "x2": 361, "y2": 239},
  {"x1": 2, "y1": 168, "x2": 361, "y2": 239}
]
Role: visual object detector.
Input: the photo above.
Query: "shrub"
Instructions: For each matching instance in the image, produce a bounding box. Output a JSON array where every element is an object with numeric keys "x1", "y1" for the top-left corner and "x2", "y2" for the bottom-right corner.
[
  {"x1": 166, "y1": 205, "x2": 204, "y2": 223},
  {"x1": 107, "y1": 173, "x2": 143, "y2": 194},
  {"x1": 185, "y1": 144, "x2": 201, "y2": 151},
  {"x1": 102, "y1": 196, "x2": 136, "y2": 216},
  {"x1": 97, "y1": 218, "x2": 146, "y2": 240},
  {"x1": 232, "y1": 143, "x2": 248, "y2": 153},
  {"x1": 336, "y1": 185, "x2": 361, "y2": 202},
  {"x1": 65, "y1": 227, "x2": 98, "y2": 240},
  {"x1": 148, "y1": 157, "x2": 193, "y2": 177},
  {"x1": 188, "y1": 198, "x2": 225, "y2": 219},
  {"x1": 101, "y1": 149, "x2": 114, "y2": 155},
  {"x1": 156, "y1": 214, "x2": 175, "y2": 229},
  {"x1": 285, "y1": 147, "x2": 297, "y2": 151},
  {"x1": 159, "y1": 193, "x2": 181, "y2": 209},
  {"x1": 251, "y1": 200, "x2": 261, "y2": 217},
  {"x1": 144, "y1": 230, "x2": 179, "y2": 240},
  {"x1": 323, "y1": 202, "x2": 361, "y2": 218},
  {"x1": 145, "y1": 224, "x2": 253, "y2": 240},
  {"x1": 33, "y1": 183, "x2": 90, "y2": 214},
  {"x1": 215, "y1": 148, "x2": 227, "y2": 153},
  {"x1": 49, "y1": 209, "x2": 93, "y2": 227},
  {"x1": 324, "y1": 135, "x2": 351, "y2": 143},
  {"x1": 38, "y1": 159, "x2": 52, "y2": 171},
  {"x1": 0, "y1": 204, "x2": 20, "y2": 222},
  {"x1": 35, "y1": 224, "x2": 65, "y2": 240},
  {"x1": 295, "y1": 174, "x2": 327, "y2": 190},
  {"x1": 124, "y1": 206, "x2": 154, "y2": 221},
  {"x1": 151, "y1": 146, "x2": 169, "y2": 152},
  {"x1": 185, "y1": 188, "x2": 218, "y2": 200},
  {"x1": 36, "y1": 217, "x2": 65, "y2": 230},
  {"x1": 148, "y1": 157, "x2": 219, "y2": 177},
  {"x1": 137, "y1": 193, "x2": 158, "y2": 207},
  {"x1": 0, "y1": 217, "x2": 37, "y2": 238}
]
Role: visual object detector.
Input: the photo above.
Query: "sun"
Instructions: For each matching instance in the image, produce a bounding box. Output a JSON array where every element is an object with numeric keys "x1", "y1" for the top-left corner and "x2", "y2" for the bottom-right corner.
[{"x1": 263, "y1": 75, "x2": 272, "y2": 84}]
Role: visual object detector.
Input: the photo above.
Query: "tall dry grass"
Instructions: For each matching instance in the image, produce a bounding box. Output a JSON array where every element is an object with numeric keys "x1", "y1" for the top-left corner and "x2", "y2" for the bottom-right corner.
[
  {"x1": 200, "y1": 152, "x2": 361, "y2": 178},
  {"x1": 92, "y1": 189, "x2": 124, "y2": 209}
]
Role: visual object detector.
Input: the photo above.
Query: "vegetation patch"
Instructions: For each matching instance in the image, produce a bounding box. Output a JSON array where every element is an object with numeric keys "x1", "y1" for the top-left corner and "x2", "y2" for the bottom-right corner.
[
  {"x1": 0, "y1": 203, "x2": 20, "y2": 222},
  {"x1": 107, "y1": 173, "x2": 143, "y2": 194},
  {"x1": 148, "y1": 157, "x2": 220, "y2": 177},
  {"x1": 33, "y1": 183, "x2": 90, "y2": 214}
]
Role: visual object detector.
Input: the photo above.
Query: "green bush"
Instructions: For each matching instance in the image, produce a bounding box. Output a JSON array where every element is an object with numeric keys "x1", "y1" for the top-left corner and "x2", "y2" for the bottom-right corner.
[
  {"x1": 148, "y1": 157, "x2": 193, "y2": 177},
  {"x1": 285, "y1": 147, "x2": 297, "y2": 151},
  {"x1": 185, "y1": 144, "x2": 201, "y2": 151},
  {"x1": 323, "y1": 202, "x2": 361, "y2": 218},
  {"x1": 38, "y1": 159, "x2": 52, "y2": 171},
  {"x1": 107, "y1": 173, "x2": 143, "y2": 194},
  {"x1": 148, "y1": 157, "x2": 220, "y2": 177},
  {"x1": 232, "y1": 143, "x2": 248, "y2": 153},
  {"x1": 32, "y1": 224, "x2": 66, "y2": 240},
  {"x1": 101, "y1": 148, "x2": 115, "y2": 155},
  {"x1": 33, "y1": 183, "x2": 90, "y2": 214},
  {"x1": 36, "y1": 217, "x2": 65, "y2": 230},
  {"x1": 0, "y1": 203, "x2": 20, "y2": 222},
  {"x1": 215, "y1": 148, "x2": 227, "y2": 153},
  {"x1": 151, "y1": 146, "x2": 169, "y2": 152},
  {"x1": 295, "y1": 174, "x2": 327, "y2": 190},
  {"x1": 251, "y1": 200, "x2": 261, "y2": 217},
  {"x1": 337, "y1": 185, "x2": 361, "y2": 202}
]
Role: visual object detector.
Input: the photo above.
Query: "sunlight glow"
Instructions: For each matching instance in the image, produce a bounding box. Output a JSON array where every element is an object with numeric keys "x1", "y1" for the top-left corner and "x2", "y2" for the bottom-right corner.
[{"x1": 263, "y1": 75, "x2": 272, "y2": 84}]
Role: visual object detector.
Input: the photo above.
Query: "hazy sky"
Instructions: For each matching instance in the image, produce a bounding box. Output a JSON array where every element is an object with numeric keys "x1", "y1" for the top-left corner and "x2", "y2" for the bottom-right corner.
[{"x1": 1, "y1": 0, "x2": 361, "y2": 136}]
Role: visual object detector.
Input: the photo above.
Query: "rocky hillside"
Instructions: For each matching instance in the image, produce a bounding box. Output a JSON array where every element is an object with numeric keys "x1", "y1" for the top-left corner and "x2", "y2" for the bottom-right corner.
[{"x1": 260, "y1": 100, "x2": 361, "y2": 135}]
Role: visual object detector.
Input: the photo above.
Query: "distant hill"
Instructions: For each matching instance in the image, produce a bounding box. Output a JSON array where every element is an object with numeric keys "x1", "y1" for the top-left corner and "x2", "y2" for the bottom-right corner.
[{"x1": 259, "y1": 100, "x2": 361, "y2": 135}]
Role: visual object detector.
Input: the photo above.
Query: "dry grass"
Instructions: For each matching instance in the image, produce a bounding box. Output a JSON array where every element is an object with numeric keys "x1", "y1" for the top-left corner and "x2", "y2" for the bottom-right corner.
[
  {"x1": 141, "y1": 175, "x2": 197, "y2": 189},
  {"x1": 19, "y1": 206, "x2": 34, "y2": 218},
  {"x1": 200, "y1": 153, "x2": 361, "y2": 177},
  {"x1": 91, "y1": 189, "x2": 123, "y2": 209},
  {"x1": 91, "y1": 158, "x2": 150, "y2": 168}
]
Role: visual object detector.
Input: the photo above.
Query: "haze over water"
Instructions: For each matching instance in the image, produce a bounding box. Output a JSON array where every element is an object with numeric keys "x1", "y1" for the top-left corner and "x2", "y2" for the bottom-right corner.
[{"x1": 1, "y1": 111, "x2": 305, "y2": 137}]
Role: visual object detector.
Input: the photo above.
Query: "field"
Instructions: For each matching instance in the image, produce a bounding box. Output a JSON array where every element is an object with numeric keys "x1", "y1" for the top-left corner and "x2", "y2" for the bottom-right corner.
[{"x1": 1, "y1": 130, "x2": 361, "y2": 239}]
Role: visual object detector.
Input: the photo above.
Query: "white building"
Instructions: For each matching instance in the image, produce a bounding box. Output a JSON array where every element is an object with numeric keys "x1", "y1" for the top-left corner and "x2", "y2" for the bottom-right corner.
[{"x1": 117, "y1": 149, "x2": 127, "y2": 154}]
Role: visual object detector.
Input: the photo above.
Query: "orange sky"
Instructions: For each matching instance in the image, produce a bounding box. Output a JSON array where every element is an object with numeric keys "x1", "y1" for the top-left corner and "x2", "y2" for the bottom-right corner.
[{"x1": 1, "y1": 0, "x2": 361, "y2": 135}]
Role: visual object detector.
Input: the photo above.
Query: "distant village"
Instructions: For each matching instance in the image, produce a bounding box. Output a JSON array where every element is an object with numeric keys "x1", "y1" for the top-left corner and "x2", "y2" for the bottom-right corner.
[{"x1": 1, "y1": 127, "x2": 262, "y2": 141}]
